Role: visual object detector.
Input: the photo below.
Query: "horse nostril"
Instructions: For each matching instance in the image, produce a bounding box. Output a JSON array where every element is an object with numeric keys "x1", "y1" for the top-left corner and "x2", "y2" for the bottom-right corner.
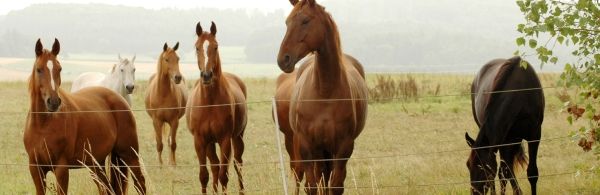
[
  {"x1": 126, "y1": 85, "x2": 135, "y2": 91},
  {"x1": 284, "y1": 54, "x2": 290, "y2": 64}
]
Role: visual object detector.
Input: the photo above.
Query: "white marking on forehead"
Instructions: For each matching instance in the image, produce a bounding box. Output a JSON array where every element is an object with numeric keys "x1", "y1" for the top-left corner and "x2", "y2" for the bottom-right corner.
[
  {"x1": 48, "y1": 60, "x2": 56, "y2": 90},
  {"x1": 203, "y1": 40, "x2": 210, "y2": 59}
]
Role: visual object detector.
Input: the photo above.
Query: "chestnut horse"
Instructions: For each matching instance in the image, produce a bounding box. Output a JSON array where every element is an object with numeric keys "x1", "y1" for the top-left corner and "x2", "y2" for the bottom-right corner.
[
  {"x1": 144, "y1": 42, "x2": 188, "y2": 165},
  {"x1": 465, "y1": 56, "x2": 544, "y2": 195},
  {"x1": 186, "y1": 22, "x2": 247, "y2": 194},
  {"x1": 276, "y1": 0, "x2": 368, "y2": 194},
  {"x1": 24, "y1": 39, "x2": 146, "y2": 195}
]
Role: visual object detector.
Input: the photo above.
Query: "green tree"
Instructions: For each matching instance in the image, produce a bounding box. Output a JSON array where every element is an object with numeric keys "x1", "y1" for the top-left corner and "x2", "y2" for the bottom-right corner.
[{"x1": 516, "y1": 0, "x2": 600, "y2": 154}]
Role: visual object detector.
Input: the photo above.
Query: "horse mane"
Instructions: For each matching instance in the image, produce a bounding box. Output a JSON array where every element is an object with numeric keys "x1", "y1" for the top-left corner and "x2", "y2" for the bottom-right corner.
[
  {"x1": 490, "y1": 56, "x2": 520, "y2": 93},
  {"x1": 318, "y1": 5, "x2": 343, "y2": 64}
]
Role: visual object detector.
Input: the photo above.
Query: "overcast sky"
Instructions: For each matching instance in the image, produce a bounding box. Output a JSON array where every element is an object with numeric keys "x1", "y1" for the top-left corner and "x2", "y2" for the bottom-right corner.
[{"x1": 0, "y1": 0, "x2": 294, "y2": 15}]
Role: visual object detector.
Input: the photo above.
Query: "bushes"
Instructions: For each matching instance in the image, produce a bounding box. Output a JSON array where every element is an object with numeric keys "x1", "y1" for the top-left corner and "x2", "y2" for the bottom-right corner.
[{"x1": 369, "y1": 75, "x2": 418, "y2": 103}]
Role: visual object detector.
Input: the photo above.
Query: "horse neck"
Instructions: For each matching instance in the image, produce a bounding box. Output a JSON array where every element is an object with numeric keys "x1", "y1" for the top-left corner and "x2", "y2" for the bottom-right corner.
[
  {"x1": 156, "y1": 61, "x2": 174, "y2": 93},
  {"x1": 104, "y1": 72, "x2": 126, "y2": 95},
  {"x1": 201, "y1": 63, "x2": 229, "y2": 103},
  {"x1": 313, "y1": 14, "x2": 345, "y2": 97}
]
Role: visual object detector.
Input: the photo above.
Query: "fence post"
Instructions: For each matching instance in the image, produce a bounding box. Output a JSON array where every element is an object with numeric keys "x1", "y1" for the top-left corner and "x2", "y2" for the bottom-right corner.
[{"x1": 272, "y1": 97, "x2": 290, "y2": 195}]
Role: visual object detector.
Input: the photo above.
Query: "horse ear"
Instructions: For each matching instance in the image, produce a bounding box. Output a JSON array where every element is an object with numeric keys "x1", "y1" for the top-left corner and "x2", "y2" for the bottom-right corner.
[
  {"x1": 173, "y1": 42, "x2": 179, "y2": 51},
  {"x1": 35, "y1": 38, "x2": 43, "y2": 57},
  {"x1": 51, "y1": 38, "x2": 60, "y2": 56},
  {"x1": 118, "y1": 53, "x2": 123, "y2": 61},
  {"x1": 289, "y1": 0, "x2": 299, "y2": 6},
  {"x1": 210, "y1": 21, "x2": 217, "y2": 36},
  {"x1": 465, "y1": 132, "x2": 475, "y2": 147},
  {"x1": 196, "y1": 22, "x2": 203, "y2": 36},
  {"x1": 131, "y1": 54, "x2": 136, "y2": 63},
  {"x1": 110, "y1": 64, "x2": 116, "y2": 73},
  {"x1": 307, "y1": 0, "x2": 316, "y2": 6},
  {"x1": 163, "y1": 43, "x2": 168, "y2": 52}
]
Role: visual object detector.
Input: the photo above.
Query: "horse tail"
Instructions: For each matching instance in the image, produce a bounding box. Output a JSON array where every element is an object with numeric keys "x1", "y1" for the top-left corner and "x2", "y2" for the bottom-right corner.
[{"x1": 513, "y1": 142, "x2": 528, "y2": 172}]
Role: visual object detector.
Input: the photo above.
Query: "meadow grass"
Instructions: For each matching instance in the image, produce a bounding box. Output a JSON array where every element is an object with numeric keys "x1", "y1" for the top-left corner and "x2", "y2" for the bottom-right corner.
[{"x1": 0, "y1": 73, "x2": 598, "y2": 194}]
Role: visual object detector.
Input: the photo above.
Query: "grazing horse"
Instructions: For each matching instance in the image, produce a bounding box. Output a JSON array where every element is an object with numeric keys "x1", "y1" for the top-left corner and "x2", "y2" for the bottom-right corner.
[
  {"x1": 276, "y1": 0, "x2": 368, "y2": 194},
  {"x1": 71, "y1": 54, "x2": 137, "y2": 105},
  {"x1": 24, "y1": 39, "x2": 146, "y2": 195},
  {"x1": 145, "y1": 42, "x2": 188, "y2": 165},
  {"x1": 465, "y1": 56, "x2": 544, "y2": 195},
  {"x1": 186, "y1": 22, "x2": 247, "y2": 194}
]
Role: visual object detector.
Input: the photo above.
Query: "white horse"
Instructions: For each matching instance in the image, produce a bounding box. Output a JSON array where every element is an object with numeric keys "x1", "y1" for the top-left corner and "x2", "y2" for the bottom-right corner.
[{"x1": 71, "y1": 54, "x2": 136, "y2": 105}]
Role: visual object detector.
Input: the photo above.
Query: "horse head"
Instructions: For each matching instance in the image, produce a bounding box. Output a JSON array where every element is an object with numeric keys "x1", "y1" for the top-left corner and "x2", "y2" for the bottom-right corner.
[
  {"x1": 31, "y1": 38, "x2": 62, "y2": 112},
  {"x1": 465, "y1": 132, "x2": 497, "y2": 194},
  {"x1": 277, "y1": 0, "x2": 328, "y2": 73},
  {"x1": 195, "y1": 21, "x2": 221, "y2": 85},
  {"x1": 160, "y1": 42, "x2": 182, "y2": 84},
  {"x1": 115, "y1": 54, "x2": 136, "y2": 94}
]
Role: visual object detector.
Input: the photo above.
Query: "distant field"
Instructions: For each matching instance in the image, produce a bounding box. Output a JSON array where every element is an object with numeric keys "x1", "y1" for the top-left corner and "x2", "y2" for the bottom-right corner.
[{"x1": 0, "y1": 73, "x2": 598, "y2": 194}]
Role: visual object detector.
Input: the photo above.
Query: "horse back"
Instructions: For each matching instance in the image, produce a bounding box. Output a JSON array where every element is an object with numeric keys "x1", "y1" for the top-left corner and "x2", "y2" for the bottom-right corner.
[
  {"x1": 472, "y1": 56, "x2": 544, "y2": 128},
  {"x1": 71, "y1": 72, "x2": 105, "y2": 92}
]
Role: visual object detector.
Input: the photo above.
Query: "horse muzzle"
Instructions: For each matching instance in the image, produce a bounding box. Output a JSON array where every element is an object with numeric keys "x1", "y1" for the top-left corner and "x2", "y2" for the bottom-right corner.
[
  {"x1": 277, "y1": 53, "x2": 296, "y2": 73},
  {"x1": 200, "y1": 71, "x2": 213, "y2": 85},
  {"x1": 46, "y1": 97, "x2": 61, "y2": 112},
  {"x1": 173, "y1": 75, "x2": 182, "y2": 84},
  {"x1": 125, "y1": 85, "x2": 135, "y2": 94}
]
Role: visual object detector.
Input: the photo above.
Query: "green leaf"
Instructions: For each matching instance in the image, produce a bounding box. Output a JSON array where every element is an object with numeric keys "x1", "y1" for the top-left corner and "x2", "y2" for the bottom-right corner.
[
  {"x1": 529, "y1": 39, "x2": 538, "y2": 48},
  {"x1": 557, "y1": 36, "x2": 565, "y2": 44},
  {"x1": 594, "y1": 54, "x2": 600, "y2": 65},
  {"x1": 516, "y1": 37, "x2": 526, "y2": 46},
  {"x1": 550, "y1": 57, "x2": 558, "y2": 64},
  {"x1": 568, "y1": 115, "x2": 573, "y2": 125}
]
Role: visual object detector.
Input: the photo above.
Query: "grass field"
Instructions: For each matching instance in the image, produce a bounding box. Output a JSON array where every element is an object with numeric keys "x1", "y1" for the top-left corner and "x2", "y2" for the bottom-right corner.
[{"x1": 0, "y1": 73, "x2": 598, "y2": 194}]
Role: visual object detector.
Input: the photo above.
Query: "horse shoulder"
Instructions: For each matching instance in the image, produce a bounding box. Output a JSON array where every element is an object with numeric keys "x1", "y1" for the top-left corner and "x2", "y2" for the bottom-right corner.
[
  {"x1": 224, "y1": 72, "x2": 247, "y2": 99},
  {"x1": 342, "y1": 54, "x2": 366, "y2": 79}
]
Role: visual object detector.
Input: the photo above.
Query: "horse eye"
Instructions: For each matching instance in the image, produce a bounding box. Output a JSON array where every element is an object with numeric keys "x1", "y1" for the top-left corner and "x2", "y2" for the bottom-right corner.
[
  {"x1": 133, "y1": 68, "x2": 136, "y2": 72},
  {"x1": 120, "y1": 69, "x2": 124, "y2": 72},
  {"x1": 302, "y1": 18, "x2": 310, "y2": 25},
  {"x1": 36, "y1": 68, "x2": 42, "y2": 73},
  {"x1": 165, "y1": 59, "x2": 169, "y2": 62}
]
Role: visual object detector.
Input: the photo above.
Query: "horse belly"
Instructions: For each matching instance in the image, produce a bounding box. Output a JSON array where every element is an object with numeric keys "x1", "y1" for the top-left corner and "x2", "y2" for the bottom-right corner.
[{"x1": 72, "y1": 113, "x2": 117, "y2": 164}]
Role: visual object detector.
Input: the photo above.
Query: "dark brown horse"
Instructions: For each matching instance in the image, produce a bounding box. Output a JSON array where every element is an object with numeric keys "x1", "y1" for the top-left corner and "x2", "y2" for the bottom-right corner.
[
  {"x1": 276, "y1": 0, "x2": 368, "y2": 194},
  {"x1": 186, "y1": 22, "x2": 247, "y2": 194},
  {"x1": 145, "y1": 42, "x2": 188, "y2": 165},
  {"x1": 24, "y1": 39, "x2": 146, "y2": 195},
  {"x1": 466, "y1": 56, "x2": 544, "y2": 195}
]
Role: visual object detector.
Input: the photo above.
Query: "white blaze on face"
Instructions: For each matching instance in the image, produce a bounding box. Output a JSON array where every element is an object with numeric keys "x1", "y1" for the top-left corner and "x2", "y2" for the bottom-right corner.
[
  {"x1": 48, "y1": 60, "x2": 56, "y2": 90},
  {"x1": 202, "y1": 40, "x2": 209, "y2": 69}
]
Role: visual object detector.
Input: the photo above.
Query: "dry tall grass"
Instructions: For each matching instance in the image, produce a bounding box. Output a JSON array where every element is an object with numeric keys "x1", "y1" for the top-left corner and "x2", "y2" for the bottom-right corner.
[{"x1": 0, "y1": 73, "x2": 598, "y2": 194}]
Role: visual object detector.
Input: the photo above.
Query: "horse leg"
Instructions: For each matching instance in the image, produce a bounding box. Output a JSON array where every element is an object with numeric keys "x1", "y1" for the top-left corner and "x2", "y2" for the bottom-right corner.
[
  {"x1": 119, "y1": 155, "x2": 147, "y2": 195},
  {"x1": 218, "y1": 138, "x2": 232, "y2": 193},
  {"x1": 152, "y1": 120, "x2": 165, "y2": 165},
  {"x1": 284, "y1": 133, "x2": 303, "y2": 195},
  {"x1": 232, "y1": 134, "x2": 245, "y2": 194},
  {"x1": 329, "y1": 141, "x2": 354, "y2": 195},
  {"x1": 110, "y1": 155, "x2": 126, "y2": 195},
  {"x1": 297, "y1": 135, "x2": 318, "y2": 195},
  {"x1": 207, "y1": 143, "x2": 220, "y2": 193},
  {"x1": 527, "y1": 126, "x2": 541, "y2": 195},
  {"x1": 89, "y1": 162, "x2": 111, "y2": 195},
  {"x1": 322, "y1": 151, "x2": 333, "y2": 191},
  {"x1": 168, "y1": 119, "x2": 179, "y2": 166},
  {"x1": 195, "y1": 137, "x2": 210, "y2": 194},
  {"x1": 29, "y1": 165, "x2": 49, "y2": 195},
  {"x1": 54, "y1": 166, "x2": 70, "y2": 195},
  {"x1": 499, "y1": 145, "x2": 522, "y2": 195}
]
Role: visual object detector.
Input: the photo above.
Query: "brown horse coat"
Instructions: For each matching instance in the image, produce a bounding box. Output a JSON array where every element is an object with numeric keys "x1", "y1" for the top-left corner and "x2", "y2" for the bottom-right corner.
[
  {"x1": 25, "y1": 39, "x2": 145, "y2": 195},
  {"x1": 145, "y1": 42, "x2": 187, "y2": 165},
  {"x1": 186, "y1": 22, "x2": 247, "y2": 194},
  {"x1": 276, "y1": 0, "x2": 368, "y2": 194}
]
